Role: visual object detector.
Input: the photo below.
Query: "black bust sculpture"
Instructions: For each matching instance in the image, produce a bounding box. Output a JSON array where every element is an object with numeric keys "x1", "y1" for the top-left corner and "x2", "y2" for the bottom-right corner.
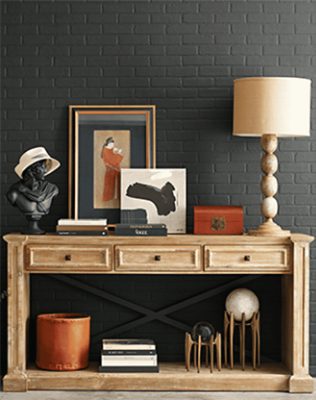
[{"x1": 6, "y1": 147, "x2": 60, "y2": 234}]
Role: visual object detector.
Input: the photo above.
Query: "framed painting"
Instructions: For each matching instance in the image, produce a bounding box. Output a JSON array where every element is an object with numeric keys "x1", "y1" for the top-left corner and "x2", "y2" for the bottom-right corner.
[
  {"x1": 68, "y1": 105, "x2": 156, "y2": 222},
  {"x1": 121, "y1": 168, "x2": 186, "y2": 233}
]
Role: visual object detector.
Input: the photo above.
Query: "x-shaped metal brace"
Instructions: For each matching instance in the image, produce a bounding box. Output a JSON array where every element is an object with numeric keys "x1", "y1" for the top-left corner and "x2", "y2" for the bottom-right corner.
[{"x1": 50, "y1": 274, "x2": 262, "y2": 344}]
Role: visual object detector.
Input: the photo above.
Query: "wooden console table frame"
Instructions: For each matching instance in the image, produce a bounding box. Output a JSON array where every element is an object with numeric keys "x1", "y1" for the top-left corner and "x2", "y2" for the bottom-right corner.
[{"x1": 3, "y1": 233, "x2": 314, "y2": 393}]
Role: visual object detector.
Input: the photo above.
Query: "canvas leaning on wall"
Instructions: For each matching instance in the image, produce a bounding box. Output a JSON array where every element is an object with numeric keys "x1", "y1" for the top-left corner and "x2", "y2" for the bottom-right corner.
[{"x1": 121, "y1": 169, "x2": 186, "y2": 234}]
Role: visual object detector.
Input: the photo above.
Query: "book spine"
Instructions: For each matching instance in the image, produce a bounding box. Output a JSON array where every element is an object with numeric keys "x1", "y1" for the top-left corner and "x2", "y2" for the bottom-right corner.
[
  {"x1": 101, "y1": 361, "x2": 157, "y2": 366},
  {"x1": 56, "y1": 225, "x2": 107, "y2": 232},
  {"x1": 102, "y1": 345, "x2": 156, "y2": 351},
  {"x1": 99, "y1": 366, "x2": 159, "y2": 373},
  {"x1": 115, "y1": 228, "x2": 167, "y2": 236},
  {"x1": 58, "y1": 219, "x2": 107, "y2": 226},
  {"x1": 101, "y1": 355, "x2": 157, "y2": 365},
  {"x1": 56, "y1": 231, "x2": 108, "y2": 236},
  {"x1": 116, "y1": 224, "x2": 166, "y2": 229},
  {"x1": 102, "y1": 350, "x2": 156, "y2": 355},
  {"x1": 102, "y1": 339, "x2": 155, "y2": 345},
  {"x1": 102, "y1": 339, "x2": 156, "y2": 350}
]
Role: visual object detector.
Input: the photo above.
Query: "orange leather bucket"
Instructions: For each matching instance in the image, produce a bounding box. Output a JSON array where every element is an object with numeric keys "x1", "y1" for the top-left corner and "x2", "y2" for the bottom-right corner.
[{"x1": 36, "y1": 313, "x2": 90, "y2": 371}]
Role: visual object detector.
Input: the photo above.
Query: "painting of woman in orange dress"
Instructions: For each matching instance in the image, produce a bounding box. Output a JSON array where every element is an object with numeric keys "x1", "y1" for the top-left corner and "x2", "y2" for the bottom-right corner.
[
  {"x1": 93, "y1": 130, "x2": 130, "y2": 209},
  {"x1": 101, "y1": 137, "x2": 124, "y2": 202}
]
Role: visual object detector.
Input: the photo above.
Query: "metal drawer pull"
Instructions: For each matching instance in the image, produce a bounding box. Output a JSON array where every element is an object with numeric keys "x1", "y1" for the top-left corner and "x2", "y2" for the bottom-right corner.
[
  {"x1": 154, "y1": 255, "x2": 161, "y2": 261},
  {"x1": 65, "y1": 254, "x2": 72, "y2": 261},
  {"x1": 244, "y1": 255, "x2": 251, "y2": 262}
]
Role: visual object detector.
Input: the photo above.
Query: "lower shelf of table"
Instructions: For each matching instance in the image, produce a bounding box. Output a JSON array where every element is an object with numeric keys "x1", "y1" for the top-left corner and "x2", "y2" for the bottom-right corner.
[{"x1": 21, "y1": 362, "x2": 293, "y2": 391}]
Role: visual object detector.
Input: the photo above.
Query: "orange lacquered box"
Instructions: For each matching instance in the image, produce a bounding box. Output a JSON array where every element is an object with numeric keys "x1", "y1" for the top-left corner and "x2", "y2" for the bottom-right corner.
[{"x1": 194, "y1": 206, "x2": 244, "y2": 235}]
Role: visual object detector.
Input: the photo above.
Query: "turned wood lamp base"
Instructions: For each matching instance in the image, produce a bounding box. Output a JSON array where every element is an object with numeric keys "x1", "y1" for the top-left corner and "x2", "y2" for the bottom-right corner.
[
  {"x1": 248, "y1": 220, "x2": 291, "y2": 237},
  {"x1": 248, "y1": 134, "x2": 291, "y2": 237}
]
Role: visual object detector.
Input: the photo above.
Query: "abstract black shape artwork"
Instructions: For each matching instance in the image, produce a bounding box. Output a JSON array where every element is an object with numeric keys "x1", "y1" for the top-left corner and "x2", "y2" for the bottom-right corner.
[
  {"x1": 121, "y1": 168, "x2": 186, "y2": 233},
  {"x1": 126, "y1": 182, "x2": 176, "y2": 216}
]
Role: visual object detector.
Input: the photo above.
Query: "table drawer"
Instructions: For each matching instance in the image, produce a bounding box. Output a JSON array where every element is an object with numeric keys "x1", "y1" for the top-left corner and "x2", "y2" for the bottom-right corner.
[
  {"x1": 115, "y1": 245, "x2": 202, "y2": 272},
  {"x1": 25, "y1": 245, "x2": 112, "y2": 271},
  {"x1": 204, "y1": 245, "x2": 292, "y2": 273}
]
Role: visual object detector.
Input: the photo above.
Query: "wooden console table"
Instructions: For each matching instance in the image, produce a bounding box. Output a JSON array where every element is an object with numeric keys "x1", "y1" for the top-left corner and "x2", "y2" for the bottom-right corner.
[{"x1": 3, "y1": 233, "x2": 314, "y2": 393}]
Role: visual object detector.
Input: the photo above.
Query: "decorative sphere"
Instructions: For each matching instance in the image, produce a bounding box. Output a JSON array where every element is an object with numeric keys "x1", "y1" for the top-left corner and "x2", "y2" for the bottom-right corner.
[
  {"x1": 261, "y1": 196, "x2": 278, "y2": 219},
  {"x1": 191, "y1": 321, "x2": 215, "y2": 342},
  {"x1": 225, "y1": 288, "x2": 259, "y2": 321},
  {"x1": 261, "y1": 175, "x2": 278, "y2": 197},
  {"x1": 261, "y1": 153, "x2": 278, "y2": 174},
  {"x1": 260, "y1": 134, "x2": 278, "y2": 153}
]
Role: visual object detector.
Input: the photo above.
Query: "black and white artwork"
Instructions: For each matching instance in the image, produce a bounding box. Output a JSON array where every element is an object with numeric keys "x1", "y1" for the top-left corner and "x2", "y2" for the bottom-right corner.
[{"x1": 121, "y1": 169, "x2": 186, "y2": 233}]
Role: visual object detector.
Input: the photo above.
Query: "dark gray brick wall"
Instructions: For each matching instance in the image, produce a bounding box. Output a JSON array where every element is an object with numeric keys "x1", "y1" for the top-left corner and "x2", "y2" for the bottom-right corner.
[{"x1": 1, "y1": 0, "x2": 316, "y2": 375}]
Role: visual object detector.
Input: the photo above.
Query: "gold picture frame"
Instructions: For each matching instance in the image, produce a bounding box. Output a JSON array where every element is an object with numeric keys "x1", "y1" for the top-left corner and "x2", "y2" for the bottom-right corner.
[{"x1": 68, "y1": 105, "x2": 156, "y2": 222}]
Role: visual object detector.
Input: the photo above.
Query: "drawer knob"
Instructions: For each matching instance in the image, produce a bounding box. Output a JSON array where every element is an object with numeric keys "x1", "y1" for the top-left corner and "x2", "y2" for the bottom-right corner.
[
  {"x1": 154, "y1": 255, "x2": 161, "y2": 261},
  {"x1": 244, "y1": 255, "x2": 251, "y2": 262},
  {"x1": 65, "y1": 254, "x2": 72, "y2": 261}
]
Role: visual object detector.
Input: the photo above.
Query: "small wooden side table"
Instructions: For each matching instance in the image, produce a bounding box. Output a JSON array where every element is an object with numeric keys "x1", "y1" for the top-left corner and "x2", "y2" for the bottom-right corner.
[{"x1": 3, "y1": 233, "x2": 314, "y2": 393}]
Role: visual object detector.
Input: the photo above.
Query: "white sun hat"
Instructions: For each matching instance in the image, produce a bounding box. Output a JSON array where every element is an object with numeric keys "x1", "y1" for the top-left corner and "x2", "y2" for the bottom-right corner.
[{"x1": 14, "y1": 147, "x2": 60, "y2": 179}]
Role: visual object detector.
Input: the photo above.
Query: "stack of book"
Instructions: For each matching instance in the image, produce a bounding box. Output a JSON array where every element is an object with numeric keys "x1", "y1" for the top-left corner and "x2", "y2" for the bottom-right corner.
[
  {"x1": 56, "y1": 219, "x2": 108, "y2": 236},
  {"x1": 99, "y1": 339, "x2": 159, "y2": 372},
  {"x1": 114, "y1": 223, "x2": 167, "y2": 236}
]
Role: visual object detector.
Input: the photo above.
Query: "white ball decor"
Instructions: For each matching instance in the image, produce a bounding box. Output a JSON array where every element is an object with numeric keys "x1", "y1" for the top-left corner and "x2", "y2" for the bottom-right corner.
[
  {"x1": 225, "y1": 288, "x2": 259, "y2": 321},
  {"x1": 261, "y1": 196, "x2": 278, "y2": 219}
]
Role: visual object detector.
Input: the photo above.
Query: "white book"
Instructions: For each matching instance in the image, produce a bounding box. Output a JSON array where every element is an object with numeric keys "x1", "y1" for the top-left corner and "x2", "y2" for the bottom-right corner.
[
  {"x1": 101, "y1": 355, "x2": 157, "y2": 366},
  {"x1": 58, "y1": 218, "x2": 107, "y2": 226}
]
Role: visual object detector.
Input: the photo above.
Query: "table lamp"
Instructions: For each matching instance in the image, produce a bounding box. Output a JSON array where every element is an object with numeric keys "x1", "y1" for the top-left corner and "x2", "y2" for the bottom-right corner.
[{"x1": 233, "y1": 77, "x2": 311, "y2": 236}]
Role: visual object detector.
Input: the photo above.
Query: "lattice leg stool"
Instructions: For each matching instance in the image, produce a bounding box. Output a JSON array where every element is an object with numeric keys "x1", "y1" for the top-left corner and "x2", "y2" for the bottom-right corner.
[
  {"x1": 185, "y1": 332, "x2": 221, "y2": 373},
  {"x1": 224, "y1": 311, "x2": 260, "y2": 370}
]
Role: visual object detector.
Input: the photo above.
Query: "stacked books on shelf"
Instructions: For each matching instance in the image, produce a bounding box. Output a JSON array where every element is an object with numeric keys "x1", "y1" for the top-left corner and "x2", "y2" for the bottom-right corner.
[
  {"x1": 56, "y1": 219, "x2": 108, "y2": 236},
  {"x1": 114, "y1": 223, "x2": 167, "y2": 236},
  {"x1": 99, "y1": 339, "x2": 159, "y2": 372}
]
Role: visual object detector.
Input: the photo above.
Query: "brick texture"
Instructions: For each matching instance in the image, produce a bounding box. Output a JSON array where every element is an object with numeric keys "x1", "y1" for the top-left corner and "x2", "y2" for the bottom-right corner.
[{"x1": 1, "y1": 0, "x2": 316, "y2": 375}]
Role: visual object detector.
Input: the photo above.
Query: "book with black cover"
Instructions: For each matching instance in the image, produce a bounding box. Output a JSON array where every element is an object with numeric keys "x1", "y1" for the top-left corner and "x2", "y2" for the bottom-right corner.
[
  {"x1": 56, "y1": 225, "x2": 107, "y2": 232},
  {"x1": 56, "y1": 230, "x2": 108, "y2": 236},
  {"x1": 121, "y1": 209, "x2": 148, "y2": 224},
  {"x1": 115, "y1": 224, "x2": 167, "y2": 236},
  {"x1": 116, "y1": 224, "x2": 166, "y2": 229}
]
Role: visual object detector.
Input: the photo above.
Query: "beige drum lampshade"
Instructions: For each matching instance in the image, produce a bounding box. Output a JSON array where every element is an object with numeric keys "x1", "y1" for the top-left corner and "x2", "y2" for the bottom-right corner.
[{"x1": 233, "y1": 77, "x2": 311, "y2": 137}]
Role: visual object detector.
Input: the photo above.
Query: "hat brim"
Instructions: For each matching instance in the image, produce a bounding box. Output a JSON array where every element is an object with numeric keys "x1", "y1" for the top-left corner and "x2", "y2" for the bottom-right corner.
[{"x1": 15, "y1": 156, "x2": 60, "y2": 179}]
